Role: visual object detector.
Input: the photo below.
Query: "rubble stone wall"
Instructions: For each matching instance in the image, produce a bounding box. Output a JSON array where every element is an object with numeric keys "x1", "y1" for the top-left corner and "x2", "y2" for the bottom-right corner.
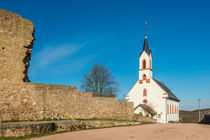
[
  {"x1": 0, "y1": 9, "x2": 134, "y2": 122},
  {"x1": 0, "y1": 9, "x2": 34, "y2": 83},
  {"x1": 0, "y1": 83, "x2": 134, "y2": 121},
  {"x1": 0, "y1": 120, "x2": 141, "y2": 137}
]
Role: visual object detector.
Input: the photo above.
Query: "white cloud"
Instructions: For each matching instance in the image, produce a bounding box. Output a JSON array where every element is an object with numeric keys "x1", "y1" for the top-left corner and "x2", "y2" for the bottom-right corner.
[
  {"x1": 53, "y1": 54, "x2": 96, "y2": 74},
  {"x1": 29, "y1": 42, "x2": 97, "y2": 78},
  {"x1": 35, "y1": 43, "x2": 82, "y2": 67}
]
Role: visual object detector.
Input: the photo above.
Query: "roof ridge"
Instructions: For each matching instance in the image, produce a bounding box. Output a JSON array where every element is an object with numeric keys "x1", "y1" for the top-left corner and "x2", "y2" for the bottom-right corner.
[{"x1": 152, "y1": 78, "x2": 180, "y2": 102}]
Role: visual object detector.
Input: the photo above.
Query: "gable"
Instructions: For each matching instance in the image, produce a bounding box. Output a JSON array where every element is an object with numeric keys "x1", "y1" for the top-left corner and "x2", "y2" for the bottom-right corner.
[
  {"x1": 139, "y1": 50, "x2": 150, "y2": 59},
  {"x1": 126, "y1": 79, "x2": 164, "y2": 101},
  {"x1": 126, "y1": 80, "x2": 138, "y2": 100}
]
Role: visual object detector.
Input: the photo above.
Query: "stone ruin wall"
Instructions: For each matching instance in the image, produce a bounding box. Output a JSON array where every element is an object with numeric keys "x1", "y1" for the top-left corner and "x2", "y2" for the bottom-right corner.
[
  {"x1": 0, "y1": 9, "x2": 34, "y2": 83},
  {"x1": 0, "y1": 83, "x2": 134, "y2": 121},
  {"x1": 0, "y1": 9, "x2": 134, "y2": 121}
]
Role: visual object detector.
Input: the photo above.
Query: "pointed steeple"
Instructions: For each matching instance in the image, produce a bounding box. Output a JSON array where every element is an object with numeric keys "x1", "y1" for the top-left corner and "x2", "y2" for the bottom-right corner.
[
  {"x1": 142, "y1": 21, "x2": 150, "y2": 55},
  {"x1": 138, "y1": 21, "x2": 153, "y2": 80}
]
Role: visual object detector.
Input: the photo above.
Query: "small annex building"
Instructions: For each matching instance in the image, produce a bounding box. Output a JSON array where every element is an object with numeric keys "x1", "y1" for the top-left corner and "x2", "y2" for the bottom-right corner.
[{"x1": 126, "y1": 31, "x2": 180, "y2": 123}]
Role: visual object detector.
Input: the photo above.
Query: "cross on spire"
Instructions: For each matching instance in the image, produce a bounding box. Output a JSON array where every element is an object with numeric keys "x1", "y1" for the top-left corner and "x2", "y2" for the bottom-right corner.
[
  {"x1": 141, "y1": 20, "x2": 150, "y2": 55},
  {"x1": 145, "y1": 20, "x2": 147, "y2": 38}
]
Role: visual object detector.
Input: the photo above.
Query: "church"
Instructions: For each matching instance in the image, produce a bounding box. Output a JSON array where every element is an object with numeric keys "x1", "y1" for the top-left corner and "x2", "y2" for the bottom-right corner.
[{"x1": 126, "y1": 28, "x2": 180, "y2": 123}]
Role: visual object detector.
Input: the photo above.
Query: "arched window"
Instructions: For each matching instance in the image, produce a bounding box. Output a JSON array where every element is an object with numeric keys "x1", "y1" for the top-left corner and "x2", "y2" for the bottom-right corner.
[
  {"x1": 150, "y1": 60, "x2": 152, "y2": 69},
  {"x1": 142, "y1": 59, "x2": 146, "y2": 69},
  {"x1": 172, "y1": 105, "x2": 174, "y2": 114},
  {"x1": 143, "y1": 89, "x2": 147, "y2": 96},
  {"x1": 174, "y1": 105, "x2": 176, "y2": 114},
  {"x1": 173, "y1": 105, "x2": 175, "y2": 114},
  {"x1": 177, "y1": 106, "x2": 179, "y2": 114},
  {"x1": 142, "y1": 99, "x2": 148, "y2": 104},
  {"x1": 167, "y1": 104, "x2": 169, "y2": 114},
  {"x1": 143, "y1": 74, "x2": 146, "y2": 80}
]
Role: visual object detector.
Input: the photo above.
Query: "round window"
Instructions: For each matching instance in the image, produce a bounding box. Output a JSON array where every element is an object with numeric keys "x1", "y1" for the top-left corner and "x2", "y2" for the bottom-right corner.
[{"x1": 143, "y1": 99, "x2": 148, "y2": 104}]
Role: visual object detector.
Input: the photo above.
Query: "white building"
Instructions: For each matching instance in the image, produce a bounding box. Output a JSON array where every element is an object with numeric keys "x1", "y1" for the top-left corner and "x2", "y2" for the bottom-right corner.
[{"x1": 126, "y1": 32, "x2": 180, "y2": 123}]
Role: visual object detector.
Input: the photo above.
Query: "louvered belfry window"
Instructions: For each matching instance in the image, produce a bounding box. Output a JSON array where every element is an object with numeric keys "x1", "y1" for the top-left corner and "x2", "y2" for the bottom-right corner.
[{"x1": 142, "y1": 59, "x2": 146, "y2": 69}]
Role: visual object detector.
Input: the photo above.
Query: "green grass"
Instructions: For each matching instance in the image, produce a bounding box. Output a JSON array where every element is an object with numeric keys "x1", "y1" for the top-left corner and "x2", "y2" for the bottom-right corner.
[
  {"x1": 2, "y1": 118, "x2": 69, "y2": 123},
  {"x1": 0, "y1": 131, "x2": 63, "y2": 140},
  {"x1": 141, "y1": 121, "x2": 156, "y2": 125},
  {"x1": 2, "y1": 118, "x2": 134, "y2": 123}
]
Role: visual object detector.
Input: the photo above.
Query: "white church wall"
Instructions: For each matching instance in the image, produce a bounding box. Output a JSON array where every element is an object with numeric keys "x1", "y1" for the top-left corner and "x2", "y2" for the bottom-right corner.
[
  {"x1": 149, "y1": 79, "x2": 167, "y2": 123},
  {"x1": 166, "y1": 99, "x2": 179, "y2": 122},
  {"x1": 126, "y1": 81, "x2": 143, "y2": 110},
  {"x1": 139, "y1": 69, "x2": 153, "y2": 80},
  {"x1": 150, "y1": 54, "x2": 152, "y2": 69},
  {"x1": 126, "y1": 78, "x2": 168, "y2": 123},
  {"x1": 139, "y1": 51, "x2": 151, "y2": 69}
]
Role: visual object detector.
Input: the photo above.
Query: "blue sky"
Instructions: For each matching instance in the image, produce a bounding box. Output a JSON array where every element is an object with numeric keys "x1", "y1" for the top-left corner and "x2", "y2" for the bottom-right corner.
[{"x1": 1, "y1": 0, "x2": 210, "y2": 110}]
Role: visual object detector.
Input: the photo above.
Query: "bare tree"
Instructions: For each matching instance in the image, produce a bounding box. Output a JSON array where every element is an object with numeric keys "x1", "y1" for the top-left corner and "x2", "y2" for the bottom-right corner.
[{"x1": 81, "y1": 63, "x2": 119, "y2": 97}]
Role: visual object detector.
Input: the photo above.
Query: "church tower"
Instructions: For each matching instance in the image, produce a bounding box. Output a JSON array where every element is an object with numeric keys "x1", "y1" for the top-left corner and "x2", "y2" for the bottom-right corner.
[
  {"x1": 139, "y1": 21, "x2": 152, "y2": 83},
  {"x1": 126, "y1": 21, "x2": 180, "y2": 123}
]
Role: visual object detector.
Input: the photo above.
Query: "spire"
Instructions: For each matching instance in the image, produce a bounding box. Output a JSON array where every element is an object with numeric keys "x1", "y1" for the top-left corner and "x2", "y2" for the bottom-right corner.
[{"x1": 142, "y1": 21, "x2": 150, "y2": 55}]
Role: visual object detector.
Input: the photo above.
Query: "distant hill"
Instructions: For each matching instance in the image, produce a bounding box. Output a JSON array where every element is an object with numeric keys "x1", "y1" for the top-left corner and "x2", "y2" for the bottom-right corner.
[{"x1": 180, "y1": 108, "x2": 210, "y2": 123}]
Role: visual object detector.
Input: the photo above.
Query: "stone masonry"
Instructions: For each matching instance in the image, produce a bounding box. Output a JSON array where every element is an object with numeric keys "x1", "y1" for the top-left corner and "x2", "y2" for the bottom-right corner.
[
  {"x1": 0, "y1": 120, "x2": 141, "y2": 137},
  {"x1": 0, "y1": 83, "x2": 134, "y2": 121},
  {"x1": 0, "y1": 9, "x2": 134, "y2": 122},
  {"x1": 0, "y1": 9, "x2": 34, "y2": 83}
]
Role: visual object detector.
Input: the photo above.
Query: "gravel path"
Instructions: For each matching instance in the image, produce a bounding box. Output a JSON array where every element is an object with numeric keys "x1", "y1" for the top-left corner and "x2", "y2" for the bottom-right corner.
[{"x1": 31, "y1": 123, "x2": 210, "y2": 140}]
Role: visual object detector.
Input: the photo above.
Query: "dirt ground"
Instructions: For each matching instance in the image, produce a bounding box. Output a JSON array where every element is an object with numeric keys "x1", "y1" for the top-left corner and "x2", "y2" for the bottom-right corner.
[{"x1": 31, "y1": 123, "x2": 210, "y2": 140}]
